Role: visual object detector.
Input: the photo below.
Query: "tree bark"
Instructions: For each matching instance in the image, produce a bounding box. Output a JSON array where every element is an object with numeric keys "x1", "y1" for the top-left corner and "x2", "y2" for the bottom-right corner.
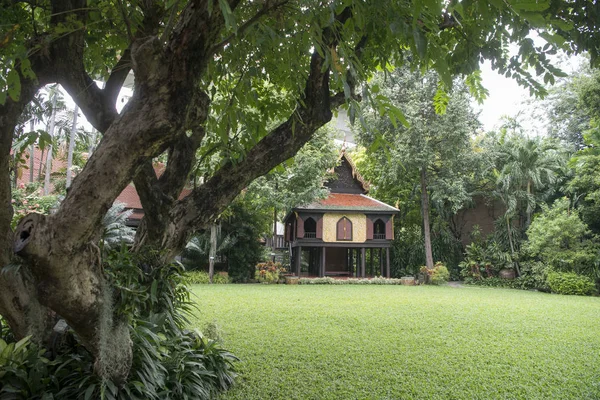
[
  {"x1": 0, "y1": 74, "x2": 53, "y2": 344},
  {"x1": 420, "y1": 166, "x2": 434, "y2": 269}
]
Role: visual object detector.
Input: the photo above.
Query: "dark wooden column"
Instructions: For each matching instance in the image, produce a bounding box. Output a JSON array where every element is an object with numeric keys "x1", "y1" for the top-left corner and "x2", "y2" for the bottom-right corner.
[
  {"x1": 296, "y1": 246, "x2": 302, "y2": 276},
  {"x1": 386, "y1": 248, "x2": 390, "y2": 278},
  {"x1": 379, "y1": 248, "x2": 384, "y2": 276},
  {"x1": 370, "y1": 249, "x2": 374, "y2": 277},
  {"x1": 361, "y1": 248, "x2": 366, "y2": 278},
  {"x1": 320, "y1": 247, "x2": 326, "y2": 277}
]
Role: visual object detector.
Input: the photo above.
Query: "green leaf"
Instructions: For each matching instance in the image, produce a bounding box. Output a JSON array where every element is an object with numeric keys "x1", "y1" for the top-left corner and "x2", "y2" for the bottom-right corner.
[
  {"x1": 412, "y1": 28, "x2": 427, "y2": 59},
  {"x1": 7, "y1": 69, "x2": 21, "y2": 101},
  {"x1": 84, "y1": 384, "x2": 97, "y2": 400}
]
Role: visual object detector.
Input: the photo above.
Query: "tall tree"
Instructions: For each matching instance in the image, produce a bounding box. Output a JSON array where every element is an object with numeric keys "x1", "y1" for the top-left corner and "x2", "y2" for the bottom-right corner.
[
  {"x1": 0, "y1": 0, "x2": 595, "y2": 382},
  {"x1": 356, "y1": 68, "x2": 479, "y2": 269}
]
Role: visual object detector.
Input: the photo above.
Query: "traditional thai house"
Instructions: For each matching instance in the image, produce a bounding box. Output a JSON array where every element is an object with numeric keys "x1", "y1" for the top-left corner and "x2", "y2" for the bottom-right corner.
[{"x1": 284, "y1": 151, "x2": 399, "y2": 278}]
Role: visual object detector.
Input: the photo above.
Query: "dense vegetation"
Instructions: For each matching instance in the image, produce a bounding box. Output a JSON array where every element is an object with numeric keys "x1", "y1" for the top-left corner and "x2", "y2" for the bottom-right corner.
[
  {"x1": 1, "y1": 0, "x2": 599, "y2": 396},
  {"x1": 352, "y1": 64, "x2": 600, "y2": 295}
]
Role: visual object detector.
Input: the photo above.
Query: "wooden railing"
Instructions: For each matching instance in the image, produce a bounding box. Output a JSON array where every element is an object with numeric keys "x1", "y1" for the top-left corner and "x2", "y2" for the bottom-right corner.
[
  {"x1": 373, "y1": 233, "x2": 386, "y2": 239},
  {"x1": 303, "y1": 232, "x2": 317, "y2": 238},
  {"x1": 265, "y1": 235, "x2": 287, "y2": 249}
]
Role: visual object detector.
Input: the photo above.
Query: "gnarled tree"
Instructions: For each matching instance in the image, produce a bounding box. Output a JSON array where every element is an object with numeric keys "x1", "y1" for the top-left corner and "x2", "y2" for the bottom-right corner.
[{"x1": 0, "y1": 0, "x2": 596, "y2": 382}]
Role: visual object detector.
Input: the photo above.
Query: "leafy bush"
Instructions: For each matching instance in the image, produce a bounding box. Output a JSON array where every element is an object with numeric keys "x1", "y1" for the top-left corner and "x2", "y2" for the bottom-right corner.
[
  {"x1": 525, "y1": 198, "x2": 599, "y2": 277},
  {"x1": 546, "y1": 272, "x2": 596, "y2": 296},
  {"x1": 465, "y1": 276, "x2": 539, "y2": 290},
  {"x1": 222, "y1": 201, "x2": 267, "y2": 282},
  {"x1": 299, "y1": 277, "x2": 403, "y2": 285},
  {"x1": 185, "y1": 270, "x2": 230, "y2": 284},
  {"x1": 0, "y1": 248, "x2": 238, "y2": 400},
  {"x1": 10, "y1": 184, "x2": 58, "y2": 228},
  {"x1": 255, "y1": 261, "x2": 286, "y2": 283},
  {"x1": 420, "y1": 262, "x2": 450, "y2": 285},
  {"x1": 459, "y1": 228, "x2": 514, "y2": 280}
]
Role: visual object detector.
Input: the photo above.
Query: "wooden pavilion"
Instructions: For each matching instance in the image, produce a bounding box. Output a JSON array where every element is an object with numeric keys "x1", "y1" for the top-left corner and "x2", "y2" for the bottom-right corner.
[{"x1": 283, "y1": 151, "x2": 399, "y2": 278}]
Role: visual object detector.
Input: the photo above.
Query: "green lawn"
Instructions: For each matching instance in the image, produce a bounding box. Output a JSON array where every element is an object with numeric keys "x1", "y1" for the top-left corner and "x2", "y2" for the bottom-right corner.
[{"x1": 189, "y1": 284, "x2": 600, "y2": 399}]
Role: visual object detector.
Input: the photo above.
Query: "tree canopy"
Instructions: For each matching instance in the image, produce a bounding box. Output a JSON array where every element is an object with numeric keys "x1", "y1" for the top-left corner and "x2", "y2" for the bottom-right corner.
[{"x1": 1, "y1": 0, "x2": 598, "y2": 385}]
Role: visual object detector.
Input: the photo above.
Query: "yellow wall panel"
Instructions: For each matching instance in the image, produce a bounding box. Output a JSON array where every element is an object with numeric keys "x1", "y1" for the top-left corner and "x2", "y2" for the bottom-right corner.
[{"x1": 322, "y1": 213, "x2": 366, "y2": 243}]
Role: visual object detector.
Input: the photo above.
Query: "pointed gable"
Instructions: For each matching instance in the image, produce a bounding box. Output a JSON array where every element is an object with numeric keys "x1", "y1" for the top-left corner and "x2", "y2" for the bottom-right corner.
[{"x1": 325, "y1": 151, "x2": 369, "y2": 194}]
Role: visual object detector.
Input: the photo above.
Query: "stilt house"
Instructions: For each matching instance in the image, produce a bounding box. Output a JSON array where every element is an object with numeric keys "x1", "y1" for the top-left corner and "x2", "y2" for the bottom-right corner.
[{"x1": 284, "y1": 151, "x2": 399, "y2": 278}]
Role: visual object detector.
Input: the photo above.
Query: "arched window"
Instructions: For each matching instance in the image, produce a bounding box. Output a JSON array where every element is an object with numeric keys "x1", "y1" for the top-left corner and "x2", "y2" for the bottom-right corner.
[
  {"x1": 304, "y1": 217, "x2": 317, "y2": 238},
  {"x1": 374, "y1": 219, "x2": 386, "y2": 239},
  {"x1": 336, "y1": 217, "x2": 353, "y2": 241}
]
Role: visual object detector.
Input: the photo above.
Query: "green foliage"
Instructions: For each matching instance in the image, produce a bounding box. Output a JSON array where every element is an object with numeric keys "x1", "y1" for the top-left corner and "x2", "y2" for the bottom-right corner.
[
  {"x1": 245, "y1": 126, "x2": 338, "y2": 212},
  {"x1": 182, "y1": 228, "x2": 236, "y2": 271},
  {"x1": 465, "y1": 276, "x2": 541, "y2": 290},
  {"x1": 0, "y1": 249, "x2": 238, "y2": 400},
  {"x1": 524, "y1": 197, "x2": 599, "y2": 278},
  {"x1": 221, "y1": 198, "x2": 268, "y2": 282},
  {"x1": 459, "y1": 228, "x2": 514, "y2": 280},
  {"x1": 255, "y1": 261, "x2": 286, "y2": 284},
  {"x1": 420, "y1": 262, "x2": 450, "y2": 285},
  {"x1": 391, "y1": 223, "x2": 463, "y2": 278},
  {"x1": 298, "y1": 277, "x2": 403, "y2": 285},
  {"x1": 355, "y1": 68, "x2": 479, "y2": 215},
  {"x1": 185, "y1": 270, "x2": 231, "y2": 285},
  {"x1": 547, "y1": 272, "x2": 596, "y2": 296},
  {"x1": 10, "y1": 183, "x2": 58, "y2": 228},
  {"x1": 101, "y1": 202, "x2": 135, "y2": 252}
]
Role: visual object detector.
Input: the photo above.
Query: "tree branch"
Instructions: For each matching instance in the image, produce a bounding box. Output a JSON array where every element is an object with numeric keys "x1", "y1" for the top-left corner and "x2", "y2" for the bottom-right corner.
[
  {"x1": 103, "y1": 48, "x2": 132, "y2": 105},
  {"x1": 208, "y1": 0, "x2": 289, "y2": 56}
]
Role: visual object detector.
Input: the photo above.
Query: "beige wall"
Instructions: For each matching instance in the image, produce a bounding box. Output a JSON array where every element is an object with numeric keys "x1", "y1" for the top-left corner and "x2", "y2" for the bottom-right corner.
[{"x1": 322, "y1": 213, "x2": 366, "y2": 243}]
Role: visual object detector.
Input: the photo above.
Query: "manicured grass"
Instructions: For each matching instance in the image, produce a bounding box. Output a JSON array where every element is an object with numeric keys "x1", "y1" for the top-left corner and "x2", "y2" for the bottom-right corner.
[{"x1": 189, "y1": 284, "x2": 600, "y2": 399}]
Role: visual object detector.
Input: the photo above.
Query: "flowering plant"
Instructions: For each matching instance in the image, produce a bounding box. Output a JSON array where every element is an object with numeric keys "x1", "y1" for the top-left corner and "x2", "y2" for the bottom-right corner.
[{"x1": 255, "y1": 261, "x2": 286, "y2": 283}]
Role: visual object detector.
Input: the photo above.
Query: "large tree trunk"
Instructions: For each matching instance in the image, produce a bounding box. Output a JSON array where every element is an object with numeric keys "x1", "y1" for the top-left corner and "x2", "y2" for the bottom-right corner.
[
  {"x1": 3, "y1": 1, "x2": 356, "y2": 385},
  {"x1": 420, "y1": 166, "x2": 434, "y2": 269},
  {"x1": 0, "y1": 74, "x2": 54, "y2": 345}
]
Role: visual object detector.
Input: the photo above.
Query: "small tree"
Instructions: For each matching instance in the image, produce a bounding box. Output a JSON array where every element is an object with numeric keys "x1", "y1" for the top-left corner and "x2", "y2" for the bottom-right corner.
[{"x1": 525, "y1": 197, "x2": 599, "y2": 281}]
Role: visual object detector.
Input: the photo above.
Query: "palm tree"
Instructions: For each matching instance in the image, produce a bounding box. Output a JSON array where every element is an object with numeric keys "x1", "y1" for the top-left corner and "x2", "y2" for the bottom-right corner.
[
  {"x1": 495, "y1": 136, "x2": 564, "y2": 227},
  {"x1": 182, "y1": 226, "x2": 236, "y2": 271},
  {"x1": 489, "y1": 135, "x2": 566, "y2": 275}
]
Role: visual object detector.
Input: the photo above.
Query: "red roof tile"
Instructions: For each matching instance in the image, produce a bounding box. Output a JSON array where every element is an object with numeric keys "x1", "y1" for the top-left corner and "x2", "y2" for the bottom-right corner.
[
  {"x1": 298, "y1": 193, "x2": 398, "y2": 212},
  {"x1": 115, "y1": 184, "x2": 192, "y2": 216}
]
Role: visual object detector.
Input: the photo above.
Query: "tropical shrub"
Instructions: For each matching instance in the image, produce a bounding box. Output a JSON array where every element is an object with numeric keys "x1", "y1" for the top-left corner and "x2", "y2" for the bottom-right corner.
[
  {"x1": 185, "y1": 270, "x2": 230, "y2": 284},
  {"x1": 525, "y1": 198, "x2": 599, "y2": 278},
  {"x1": 420, "y1": 262, "x2": 450, "y2": 285},
  {"x1": 0, "y1": 248, "x2": 238, "y2": 399},
  {"x1": 10, "y1": 183, "x2": 58, "y2": 228},
  {"x1": 459, "y1": 228, "x2": 514, "y2": 280},
  {"x1": 255, "y1": 261, "x2": 286, "y2": 283},
  {"x1": 464, "y1": 276, "x2": 539, "y2": 290},
  {"x1": 546, "y1": 272, "x2": 596, "y2": 296},
  {"x1": 222, "y1": 201, "x2": 267, "y2": 282},
  {"x1": 299, "y1": 277, "x2": 403, "y2": 285}
]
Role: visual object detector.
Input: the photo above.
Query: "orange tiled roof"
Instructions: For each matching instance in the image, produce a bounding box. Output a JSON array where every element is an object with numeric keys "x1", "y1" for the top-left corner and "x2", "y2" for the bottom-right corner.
[{"x1": 298, "y1": 193, "x2": 398, "y2": 212}]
